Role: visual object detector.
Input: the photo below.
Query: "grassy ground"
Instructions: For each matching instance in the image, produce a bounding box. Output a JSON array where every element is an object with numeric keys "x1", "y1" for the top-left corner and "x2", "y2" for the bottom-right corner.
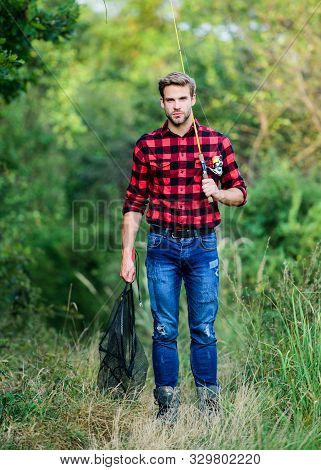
[{"x1": 1, "y1": 247, "x2": 320, "y2": 449}]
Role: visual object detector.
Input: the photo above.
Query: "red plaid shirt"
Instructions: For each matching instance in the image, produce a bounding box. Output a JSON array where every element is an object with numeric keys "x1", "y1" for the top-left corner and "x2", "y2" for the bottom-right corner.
[{"x1": 122, "y1": 118, "x2": 247, "y2": 229}]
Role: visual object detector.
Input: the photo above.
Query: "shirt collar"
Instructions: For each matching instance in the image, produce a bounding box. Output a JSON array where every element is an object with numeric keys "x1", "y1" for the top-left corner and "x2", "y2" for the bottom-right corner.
[{"x1": 160, "y1": 117, "x2": 200, "y2": 137}]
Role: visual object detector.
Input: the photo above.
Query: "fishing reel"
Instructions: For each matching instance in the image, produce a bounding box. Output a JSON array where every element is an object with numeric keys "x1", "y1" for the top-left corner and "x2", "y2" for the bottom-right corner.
[{"x1": 207, "y1": 154, "x2": 223, "y2": 177}]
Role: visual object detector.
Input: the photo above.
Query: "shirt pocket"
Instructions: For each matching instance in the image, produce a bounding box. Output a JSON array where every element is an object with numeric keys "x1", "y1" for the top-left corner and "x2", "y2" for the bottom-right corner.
[{"x1": 149, "y1": 158, "x2": 172, "y2": 186}]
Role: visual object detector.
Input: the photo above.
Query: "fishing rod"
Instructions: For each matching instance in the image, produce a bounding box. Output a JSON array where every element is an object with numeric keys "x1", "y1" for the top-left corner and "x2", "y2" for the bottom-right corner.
[{"x1": 169, "y1": 0, "x2": 217, "y2": 204}]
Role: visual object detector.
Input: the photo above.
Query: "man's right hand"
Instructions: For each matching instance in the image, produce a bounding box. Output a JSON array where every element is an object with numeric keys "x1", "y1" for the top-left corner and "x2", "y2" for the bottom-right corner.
[
  {"x1": 120, "y1": 212, "x2": 142, "y2": 283},
  {"x1": 120, "y1": 251, "x2": 136, "y2": 283}
]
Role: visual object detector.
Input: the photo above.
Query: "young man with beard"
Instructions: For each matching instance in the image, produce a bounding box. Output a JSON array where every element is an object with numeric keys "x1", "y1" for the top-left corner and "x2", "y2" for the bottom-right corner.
[{"x1": 120, "y1": 72, "x2": 247, "y2": 423}]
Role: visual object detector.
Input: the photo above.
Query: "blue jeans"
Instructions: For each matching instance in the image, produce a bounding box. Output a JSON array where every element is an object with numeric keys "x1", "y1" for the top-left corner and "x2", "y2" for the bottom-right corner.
[{"x1": 145, "y1": 227, "x2": 220, "y2": 389}]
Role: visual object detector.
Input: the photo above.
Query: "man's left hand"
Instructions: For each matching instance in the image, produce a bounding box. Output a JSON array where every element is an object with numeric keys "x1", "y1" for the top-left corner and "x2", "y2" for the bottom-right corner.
[{"x1": 202, "y1": 178, "x2": 221, "y2": 201}]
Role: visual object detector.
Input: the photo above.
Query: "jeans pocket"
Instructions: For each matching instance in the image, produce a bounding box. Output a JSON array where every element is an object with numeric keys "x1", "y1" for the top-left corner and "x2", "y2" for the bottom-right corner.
[
  {"x1": 147, "y1": 233, "x2": 163, "y2": 249},
  {"x1": 199, "y1": 232, "x2": 217, "y2": 251}
]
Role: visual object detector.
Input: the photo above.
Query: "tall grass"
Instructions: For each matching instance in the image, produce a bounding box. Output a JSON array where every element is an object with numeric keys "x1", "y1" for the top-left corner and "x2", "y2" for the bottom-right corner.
[
  {"x1": 240, "y1": 272, "x2": 321, "y2": 426},
  {"x1": 0, "y1": 246, "x2": 320, "y2": 449}
]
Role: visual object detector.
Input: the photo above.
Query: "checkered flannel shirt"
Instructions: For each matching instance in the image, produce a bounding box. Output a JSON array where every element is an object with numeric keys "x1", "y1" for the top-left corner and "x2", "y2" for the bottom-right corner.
[{"x1": 122, "y1": 118, "x2": 247, "y2": 229}]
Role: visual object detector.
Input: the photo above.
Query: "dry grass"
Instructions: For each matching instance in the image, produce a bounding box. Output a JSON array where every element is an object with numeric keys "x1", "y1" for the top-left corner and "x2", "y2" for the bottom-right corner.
[
  {"x1": 1, "y1": 248, "x2": 321, "y2": 450},
  {"x1": 0, "y1": 331, "x2": 289, "y2": 450}
]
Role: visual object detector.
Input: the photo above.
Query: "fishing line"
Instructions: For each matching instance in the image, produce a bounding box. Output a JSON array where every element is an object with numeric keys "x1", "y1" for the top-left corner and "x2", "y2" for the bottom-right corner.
[
  {"x1": 169, "y1": 0, "x2": 214, "y2": 203},
  {"x1": 169, "y1": 0, "x2": 202, "y2": 154}
]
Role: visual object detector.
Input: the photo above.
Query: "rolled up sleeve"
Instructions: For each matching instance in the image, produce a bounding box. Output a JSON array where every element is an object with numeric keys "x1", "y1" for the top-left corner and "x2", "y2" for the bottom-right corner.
[
  {"x1": 220, "y1": 136, "x2": 247, "y2": 206},
  {"x1": 122, "y1": 139, "x2": 150, "y2": 215}
]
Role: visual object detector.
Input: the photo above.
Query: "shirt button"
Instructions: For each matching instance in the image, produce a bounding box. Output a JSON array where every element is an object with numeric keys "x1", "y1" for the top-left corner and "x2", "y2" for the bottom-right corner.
[
  {"x1": 179, "y1": 188, "x2": 184, "y2": 192},
  {"x1": 180, "y1": 153, "x2": 185, "y2": 157},
  {"x1": 180, "y1": 170, "x2": 184, "y2": 174}
]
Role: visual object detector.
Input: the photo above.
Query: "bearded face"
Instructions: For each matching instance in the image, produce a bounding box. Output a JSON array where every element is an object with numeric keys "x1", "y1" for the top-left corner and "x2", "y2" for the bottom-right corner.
[{"x1": 160, "y1": 84, "x2": 196, "y2": 126}]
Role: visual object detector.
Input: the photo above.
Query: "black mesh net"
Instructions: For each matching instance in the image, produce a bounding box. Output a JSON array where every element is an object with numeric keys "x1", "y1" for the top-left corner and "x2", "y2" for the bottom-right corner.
[{"x1": 97, "y1": 279, "x2": 148, "y2": 398}]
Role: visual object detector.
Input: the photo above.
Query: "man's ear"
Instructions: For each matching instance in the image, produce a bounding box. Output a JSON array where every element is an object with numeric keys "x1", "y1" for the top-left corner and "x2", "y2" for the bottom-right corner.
[
  {"x1": 192, "y1": 93, "x2": 196, "y2": 106},
  {"x1": 160, "y1": 97, "x2": 164, "y2": 109}
]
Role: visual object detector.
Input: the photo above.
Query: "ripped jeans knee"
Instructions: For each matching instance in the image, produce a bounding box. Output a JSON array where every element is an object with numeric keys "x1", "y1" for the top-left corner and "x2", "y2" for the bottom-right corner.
[
  {"x1": 152, "y1": 320, "x2": 178, "y2": 343},
  {"x1": 190, "y1": 322, "x2": 216, "y2": 345}
]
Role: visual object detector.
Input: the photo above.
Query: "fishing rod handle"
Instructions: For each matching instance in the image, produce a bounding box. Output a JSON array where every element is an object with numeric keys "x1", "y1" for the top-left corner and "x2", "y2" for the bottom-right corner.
[
  {"x1": 198, "y1": 153, "x2": 214, "y2": 204},
  {"x1": 202, "y1": 173, "x2": 214, "y2": 203}
]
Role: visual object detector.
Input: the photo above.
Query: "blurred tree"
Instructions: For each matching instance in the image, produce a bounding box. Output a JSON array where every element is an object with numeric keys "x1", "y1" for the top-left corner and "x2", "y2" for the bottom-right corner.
[
  {"x1": 0, "y1": 0, "x2": 320, "y2": 328},
  {"x1": 0, "y1": 0, "x2": 79, "y2": 102}
]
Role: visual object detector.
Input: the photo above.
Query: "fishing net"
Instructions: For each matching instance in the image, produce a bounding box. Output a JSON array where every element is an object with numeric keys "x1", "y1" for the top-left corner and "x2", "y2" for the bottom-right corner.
[{"x1": 97, "y1": 253, "x2": 148, "y2": 398}]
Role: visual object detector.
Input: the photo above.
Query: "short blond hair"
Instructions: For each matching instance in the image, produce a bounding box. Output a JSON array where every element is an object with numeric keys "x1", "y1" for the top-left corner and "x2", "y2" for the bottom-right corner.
[{"x1": 158, "y1": 72, "x2": 196, "y2": 99}]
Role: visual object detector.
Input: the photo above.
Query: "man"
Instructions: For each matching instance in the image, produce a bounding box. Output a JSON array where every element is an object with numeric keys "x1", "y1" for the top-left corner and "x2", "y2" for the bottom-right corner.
[{"x1": 120, "y1": 72, "x2": 247, "y2": 423}]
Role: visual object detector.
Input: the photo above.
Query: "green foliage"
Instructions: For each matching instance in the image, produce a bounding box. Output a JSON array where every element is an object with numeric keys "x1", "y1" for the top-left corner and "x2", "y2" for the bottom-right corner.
[
  {"x1": 0, "y1": 0, "x2": 320, "y2": 448},
  {"x1": 0, "y1": 0, "x2": 320, "y2": 325},
  {"x1": 239, "y1": 245, "x2": 321, "y2": 424},
  {"x1": 0, "y1": 0, "x2": 79, "y2": 102},
  {"x1": 0, "y1": 167, "x2": 41, "y2": 316},
  {"x1": 1, "y1": 251, "x2": 320, "y2": 449},
  {"x1": 219, "y1": 159, "x2": 321, "y2": 292}
]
